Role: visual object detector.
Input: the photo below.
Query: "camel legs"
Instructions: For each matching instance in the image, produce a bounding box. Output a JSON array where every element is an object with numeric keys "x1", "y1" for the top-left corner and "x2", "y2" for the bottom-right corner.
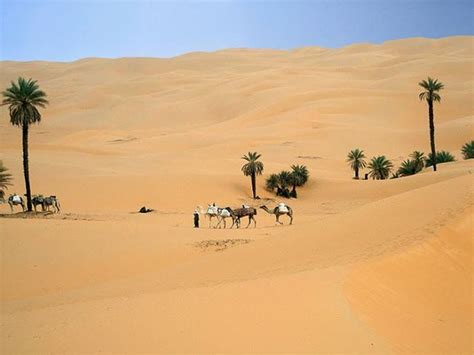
[
  {"x1": 216, "y1": 216, "x2": 227, "y2": 229},
  {"x1": 9, "y1": 202, "x2": 13, "y2": 213},
  {"x1": 245, "y1": 216, "x2": 251, "y2": 228},
  {"x1": 289, "y1": 212, "x2": 293, "y2": 225},
  {"x1": 275, "y1": 214, "x2": 283, "y2": 225}
]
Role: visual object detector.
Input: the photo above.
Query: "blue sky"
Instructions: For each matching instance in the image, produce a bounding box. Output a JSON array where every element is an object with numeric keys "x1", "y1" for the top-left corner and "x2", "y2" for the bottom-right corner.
[{"x1": 1, "y1": 0, "x2": 473, "y2": 61}]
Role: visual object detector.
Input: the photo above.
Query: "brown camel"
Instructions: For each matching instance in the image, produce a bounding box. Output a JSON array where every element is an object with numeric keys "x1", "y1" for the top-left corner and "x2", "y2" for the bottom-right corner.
[{"x1": 228, "y1": 206, "x2": 257, "y2": 228}]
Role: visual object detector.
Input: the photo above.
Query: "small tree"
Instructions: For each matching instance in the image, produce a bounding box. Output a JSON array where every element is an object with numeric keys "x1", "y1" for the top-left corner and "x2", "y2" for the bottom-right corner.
[
  {"x1": 397, "y1": 159, "x2": 419, "y2": 177},
  {"x1": 289, "y1": 164, "x2": 309, "y2": 198},
  {"x1": 347, "y1": 149, "x2": 367, "y2": 179},
  {"x1": 0, "y1": 161, "x2": 13, "y2": 200},
  {"x1": 368, "y1": 156, "x2": 393, "y2": 180},
  {"x1": 461, "y1": 141, "x2": 474, "y2": 160},
  {"x1": 425, "y1": 150, "x2": 455, "y2": 168},
  {"x1": 409, "y1": 151, "x2": 426, "y2": 172}
]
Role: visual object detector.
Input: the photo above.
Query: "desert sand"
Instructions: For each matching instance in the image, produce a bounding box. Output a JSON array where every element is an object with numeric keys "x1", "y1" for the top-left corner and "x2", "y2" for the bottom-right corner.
[{"x1": 0, "y1": 36, "x2": 473, "y2": 354}]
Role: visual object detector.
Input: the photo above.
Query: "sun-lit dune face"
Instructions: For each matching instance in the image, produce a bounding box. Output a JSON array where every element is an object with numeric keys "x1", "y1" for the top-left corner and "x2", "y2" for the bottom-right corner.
[{"x1": 0, "y1": 37, "x2": 473, "y2": 353}]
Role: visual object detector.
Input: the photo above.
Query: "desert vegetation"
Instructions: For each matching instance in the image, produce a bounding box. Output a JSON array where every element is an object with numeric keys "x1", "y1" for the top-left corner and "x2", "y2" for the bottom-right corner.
[
  {"x1": 347, "y1": 149, "x2": 367, "y2": 179},
  {"x1": 418, "y1": 77, "x2": 444, "y2": 172},
  {"x1": 367, "y1": 156, "x2": 393, "y2": 180},
  {"x1": 0, "y1": 161, "x2": 12, "y2": 201},
  {"x1": 1, "y1": 77, "x2": 48, "y2": 211},
  {"x1": 425, "y1": 150, "x2": 456, "y2": 168},
  {"x1": 241, "y1": 152, "x2": 264, "y2": 199},
  {"x1": 265, "y1": 164, "x2": 309, "y2": 198},
  {"x1": 461, "y1": 140, "x2": 474, "y2": 159}
]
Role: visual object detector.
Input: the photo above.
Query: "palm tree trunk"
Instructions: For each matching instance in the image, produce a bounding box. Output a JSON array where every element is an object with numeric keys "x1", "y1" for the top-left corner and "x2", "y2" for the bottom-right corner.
[
  {"x1": 251, "y1": 173, "x2": 256, "y2": 199},
  {"x1": 355, "y1": 166, "x2": 359, "y2": 179},
  {"x1": 428, "y1": 99, "x2": 437, "y2": 172},
  {"x1": 290, "y1": 185, "x2": 297, "y2": 198},
  {"x1": 22, "y1": 123, "x2": 33, "y2": 211}
]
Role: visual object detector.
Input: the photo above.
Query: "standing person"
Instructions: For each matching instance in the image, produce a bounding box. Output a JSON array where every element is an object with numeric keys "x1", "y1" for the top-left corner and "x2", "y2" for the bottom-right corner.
[{"x1": 193, "y1": 208, "x2": 200, "y2": 228}]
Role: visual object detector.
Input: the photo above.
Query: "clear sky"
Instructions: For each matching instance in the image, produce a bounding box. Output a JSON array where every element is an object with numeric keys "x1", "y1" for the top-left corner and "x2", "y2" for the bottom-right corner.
[{"x1": 1, "y1": 0, "x2": 473, "y2": 61}]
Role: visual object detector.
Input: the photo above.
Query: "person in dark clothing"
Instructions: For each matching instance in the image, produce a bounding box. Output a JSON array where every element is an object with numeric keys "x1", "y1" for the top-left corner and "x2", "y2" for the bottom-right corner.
[{"x1": 193, "y1": 209, "x2": 200, "y2": 228}]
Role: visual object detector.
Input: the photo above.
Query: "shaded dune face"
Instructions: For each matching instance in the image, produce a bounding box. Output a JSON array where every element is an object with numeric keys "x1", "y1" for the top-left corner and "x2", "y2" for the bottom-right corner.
[{"x1": 0, "y1": 36, "x2": 473, "y2": 353}]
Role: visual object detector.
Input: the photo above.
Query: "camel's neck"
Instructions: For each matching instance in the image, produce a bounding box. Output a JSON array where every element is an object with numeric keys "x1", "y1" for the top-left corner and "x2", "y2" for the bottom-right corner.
[{"x1": 261, "y1": 207, "x2": 274, "y2": 215}]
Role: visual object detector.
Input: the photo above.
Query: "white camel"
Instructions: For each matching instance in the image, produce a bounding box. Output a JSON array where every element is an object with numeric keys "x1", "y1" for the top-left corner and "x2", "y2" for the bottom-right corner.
[
  {"x1": 8, "y1": 194, "x2": 25, "y2": 213},
  {"x1": 199, "y1": 204, "x2": 220, "y2": 228}
]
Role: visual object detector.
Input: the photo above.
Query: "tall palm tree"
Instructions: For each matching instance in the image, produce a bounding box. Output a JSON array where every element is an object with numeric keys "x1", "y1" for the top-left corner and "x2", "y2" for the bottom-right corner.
[
  {"x1": 0, "y1": 160, "x2": 13, "y2": 200},
  {"x1": 368, "y1": 156, "x2": 393, "y2": 180},
  {"x1": 289, "y1": 164, "x2": 309, "y2": 198},
  {"x1": 419, "y1": 77, "x2": 444, "y2": 172},
  {"x1": 2, "y1": 78, "x2": 48, "y2": 211},
  {"x1": 241, "y1": 152, "x2": 264, "y2": 199},
  {"x1": 347, "y1": 149, "x2": 367, "y2": 179}
]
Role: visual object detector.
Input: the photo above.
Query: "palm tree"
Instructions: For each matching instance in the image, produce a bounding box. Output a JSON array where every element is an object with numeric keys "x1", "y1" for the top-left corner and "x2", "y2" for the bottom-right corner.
[
  {"x1": 0, "y1": 161, "x2": 13, "y2": 200},
  {"x1": 368, "y1": 156, "x2": 393, "y2": 180},
  {"x1": 397, "y1": 159, "x2": 418, "y2": 177},
  {"x1": 347, "y1": 149, "x2": 367, "y2": 179},
  {"x1": 419, "y1": 77, "x2": 444, "y2": 172},
  {"x1": 461, "y1": 141, "x2": 474, "y2": 160},
  {"x1": 289, "y1": 164, "x2": 309, "y2": 198},
  {"x1": 265, "y1": 173, "x2": 280, "y2": 192},
  {"x1": 2, "y1": 78, "x2": 48, "y2": 211},
  {"x1": 409, "y1": 151, "x2": 426, "y2": 172},
  {"x1": 241, "y1": 152, "x2": 264, "y2": 199},
  {"x1": 425, "y1": 150, "x2": 455, "y2": 168},
  {"x1": 277, "y1": 170, "x2": 292, "y2": 198}
]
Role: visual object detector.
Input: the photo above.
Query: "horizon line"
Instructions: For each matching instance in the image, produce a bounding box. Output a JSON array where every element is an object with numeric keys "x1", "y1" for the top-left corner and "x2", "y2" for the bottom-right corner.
[{"x1": 1, "y1": 34, "x2": 472, "y2": 64}]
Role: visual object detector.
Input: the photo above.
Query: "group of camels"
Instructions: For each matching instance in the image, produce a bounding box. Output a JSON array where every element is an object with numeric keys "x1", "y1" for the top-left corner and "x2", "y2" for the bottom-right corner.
[
  {"x1": 5, "y1": 194, "x2": 61, "y2": 213},
  {"x1": 201, "y1": 203, "x2": 293, "y2": 228}
]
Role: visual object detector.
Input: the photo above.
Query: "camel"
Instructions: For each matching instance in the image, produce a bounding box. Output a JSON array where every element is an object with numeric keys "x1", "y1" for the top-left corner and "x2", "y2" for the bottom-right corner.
[
  {"x1": 215, "y1": 207, "x2": 236, "y2": 229},
  {"x1": 32, "y1": 195, "x2": 45, "y2": 212},
  {"x1": 200, "y1": 204, "x2": 220, "y2": 228},
  {"x1": 8, "y1": 194, "x2": 25, "y2": 213},
  {"x1": 229, "y1": 206, "x2": 257, "y2": 228},
  {"x1": 42, "y1": 195, "x2": 61, "y2": 213},
  {"x1": 260, "y1": 204, "x2": 293, "y2": 225}
]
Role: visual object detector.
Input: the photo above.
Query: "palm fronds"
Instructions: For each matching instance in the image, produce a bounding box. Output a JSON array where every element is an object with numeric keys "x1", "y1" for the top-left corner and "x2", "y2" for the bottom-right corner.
[
  {"x1": 461, "y1": 141, "x2": 474, "y2": 160},
  {"x1": 368, "y1": 155, "x2": 393, "y2": 180},
  {"x1": 425, "y1": 150, "x2": 456, "y2": 167}
]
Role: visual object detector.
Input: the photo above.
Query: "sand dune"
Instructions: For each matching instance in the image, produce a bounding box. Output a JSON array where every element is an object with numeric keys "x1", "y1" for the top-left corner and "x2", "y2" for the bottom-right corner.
[{"x1": 1, "y1": 36, "x2": 473, "y2": 353}]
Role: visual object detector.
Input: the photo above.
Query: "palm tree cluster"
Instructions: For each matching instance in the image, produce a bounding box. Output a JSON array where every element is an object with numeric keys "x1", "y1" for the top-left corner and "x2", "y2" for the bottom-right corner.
[
  {"x1": 396, "y1": 151, "x2": 426, "y2": 177},
  {"x1": 461, "y1": 141, "x2": 474, "y2": 160},
  {"x1": 0, "y1": 161, "x2": 12, "y2": 200},
  {"x1": 347, "y1": 150, "x2": 393, "y2": 180},
  {"x1": 241, "y1": 152, "x2": 264, "y2": 199},
  {"x1": 2, "y1": 77, "x2": 48, "y2": 211},
  {"x1": 266, "y1": 164, "x2": 309, "y2": 198}
]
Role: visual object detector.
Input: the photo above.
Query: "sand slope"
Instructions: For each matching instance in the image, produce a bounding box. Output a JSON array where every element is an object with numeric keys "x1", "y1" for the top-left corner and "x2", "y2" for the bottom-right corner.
[{"x1": 1, "y1": 36, "x2": 473, "y2": 353}]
